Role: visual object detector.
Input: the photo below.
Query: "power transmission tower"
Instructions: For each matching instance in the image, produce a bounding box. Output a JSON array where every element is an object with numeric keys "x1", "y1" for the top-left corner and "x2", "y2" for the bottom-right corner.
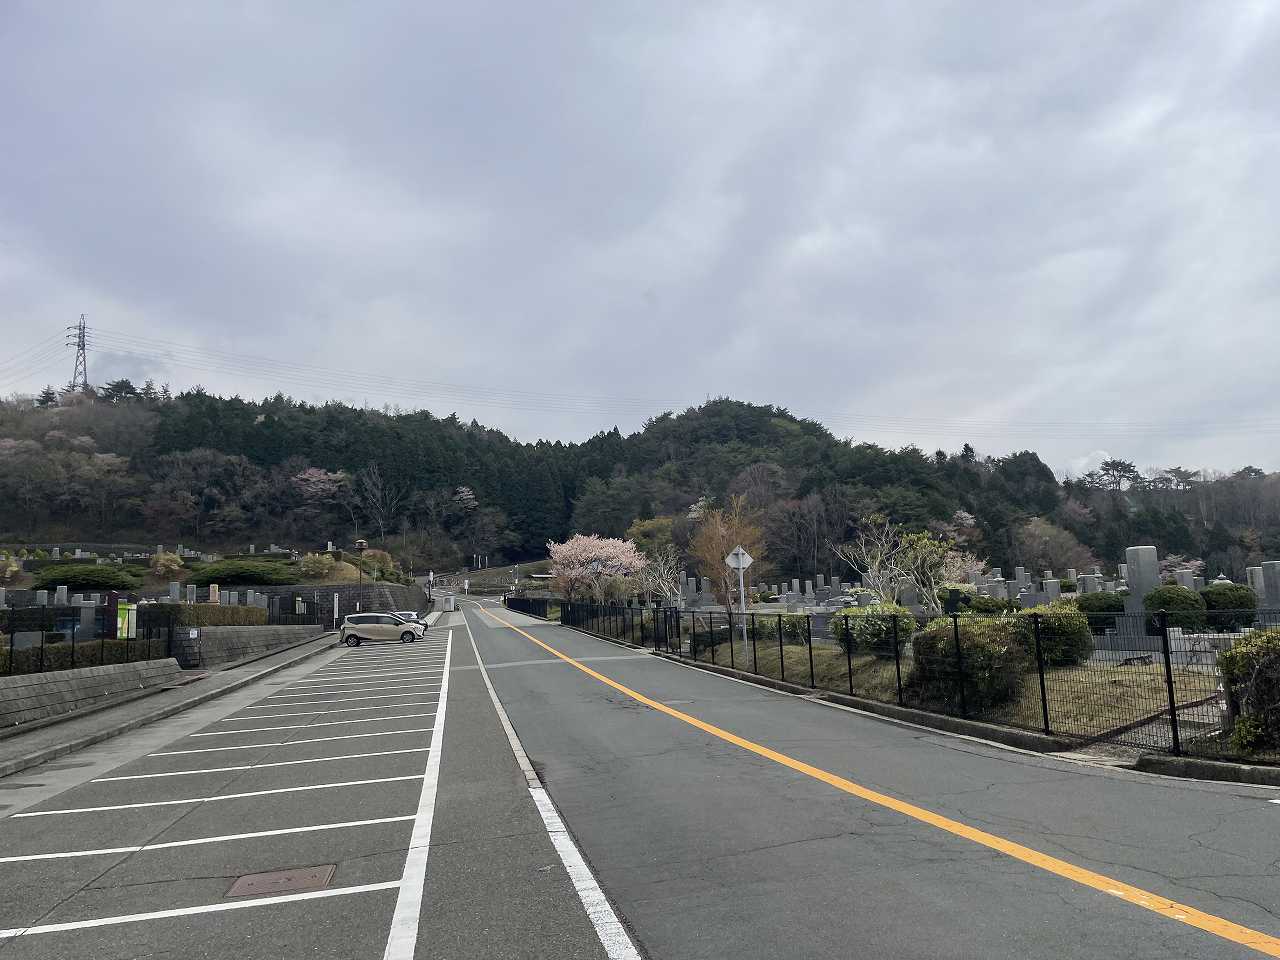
[{"x1": 66, "y1": 314, "x2": 89, "y2": 392}]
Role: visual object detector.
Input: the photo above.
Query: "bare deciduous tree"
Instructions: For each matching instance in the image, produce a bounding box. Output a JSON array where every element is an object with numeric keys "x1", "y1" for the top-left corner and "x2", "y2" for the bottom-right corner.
[{"x1": 356, "y1": 463, "x2": 409, "y2": 545}]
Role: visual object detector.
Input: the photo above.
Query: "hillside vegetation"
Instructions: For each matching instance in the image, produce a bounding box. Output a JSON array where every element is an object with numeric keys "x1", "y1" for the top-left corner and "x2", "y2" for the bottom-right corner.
[{"x1": 2, "y1": 388, "x2": 1277, "y2": 584}]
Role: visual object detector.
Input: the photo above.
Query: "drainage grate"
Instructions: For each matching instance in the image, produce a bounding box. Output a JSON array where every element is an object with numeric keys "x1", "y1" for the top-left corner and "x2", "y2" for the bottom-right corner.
[{"x1": 226, "y1": 864, "x2": 337, "y2": 899}]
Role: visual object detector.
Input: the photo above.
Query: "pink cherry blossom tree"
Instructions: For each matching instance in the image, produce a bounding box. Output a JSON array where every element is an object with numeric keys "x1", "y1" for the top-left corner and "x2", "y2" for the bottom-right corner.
[{"x1": 547, "y1": 534, "x2": 646, "y2": 601}]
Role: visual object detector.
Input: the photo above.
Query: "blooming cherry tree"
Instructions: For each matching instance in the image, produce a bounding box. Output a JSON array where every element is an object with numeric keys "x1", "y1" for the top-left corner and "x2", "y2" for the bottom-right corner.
[{"x1": 547, "y1": 534, "x2": 646, "y2": 601}]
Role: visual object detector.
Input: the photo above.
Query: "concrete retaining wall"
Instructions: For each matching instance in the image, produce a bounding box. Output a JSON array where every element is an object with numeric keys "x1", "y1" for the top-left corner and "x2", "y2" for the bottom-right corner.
[
  {"x1": 170, "y1": 624, "x2": 322, "y2": 669},
  {"x1": 0, "y1": 659, "x2": 184, "y2": 728}
]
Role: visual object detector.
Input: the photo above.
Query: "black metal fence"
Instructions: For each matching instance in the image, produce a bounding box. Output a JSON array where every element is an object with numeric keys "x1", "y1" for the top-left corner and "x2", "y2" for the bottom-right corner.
[
  {"x1": 0, "y1": 605, "x2": 175, "y2": 677},
  {"x1": 516, "y1": 598, "x2": 1280, "y2": 764}
]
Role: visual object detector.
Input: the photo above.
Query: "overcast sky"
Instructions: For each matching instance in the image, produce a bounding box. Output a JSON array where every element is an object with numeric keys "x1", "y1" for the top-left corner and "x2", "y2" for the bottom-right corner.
[{"x1": 3, "y1": 2, "x2": 1278, "y2": 475}]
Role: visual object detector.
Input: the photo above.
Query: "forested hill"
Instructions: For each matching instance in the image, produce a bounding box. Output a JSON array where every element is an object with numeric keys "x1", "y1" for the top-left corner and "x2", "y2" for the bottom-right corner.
[{"x1": 2, "y1": 388, "x2": 1277, "y2": 582}]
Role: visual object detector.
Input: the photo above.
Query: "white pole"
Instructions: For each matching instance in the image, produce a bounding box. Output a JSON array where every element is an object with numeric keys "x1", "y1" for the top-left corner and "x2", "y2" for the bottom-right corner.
[{"x1": 737, "y1": 564, "x2": 747, "y2": 655}]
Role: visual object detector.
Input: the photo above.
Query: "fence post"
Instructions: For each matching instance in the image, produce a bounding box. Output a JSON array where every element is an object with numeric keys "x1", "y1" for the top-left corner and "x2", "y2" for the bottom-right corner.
[
  {"x1": 806, "y1": 616, "x2": 815, "y2": 688},
  {"x1": 751, "y1": 613, "x2": 758, "y2": 673},
  {"x1": 844, "y1": 615, "x2": 853, "y2": 696},
  {"x1": 728, "y1": 611, "x2": 736, "y2": 669},
  {"x1": 891, "y1": 615, "x2": 904, "y2": 706},
  {"x1": 1032, "y1": 612, "x2": 1050, "y2": 735},
  {"x1": 6, "y1": 611, "x2": 13, "y2": 675},
  {"x1": 710, "y1": 613, "x2": 718, "y2": 665},
  {"x1": 1159, "y1": 610, "x2": 1181, "y2": 755},
  {"x1": 98, "y1": 609, "x2": 105, "y2": 667},
  {"x1": 951, "y1": 613, "x2": 967, "y2": 717},
  {"x1": 777, "y1": 614, "x2": 785, "y2": 683}
]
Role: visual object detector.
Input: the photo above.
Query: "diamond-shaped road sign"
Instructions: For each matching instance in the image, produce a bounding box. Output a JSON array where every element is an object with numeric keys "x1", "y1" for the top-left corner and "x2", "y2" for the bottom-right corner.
[{"x1": 725, "y1": 546, "x2": 753, "y2": 570}]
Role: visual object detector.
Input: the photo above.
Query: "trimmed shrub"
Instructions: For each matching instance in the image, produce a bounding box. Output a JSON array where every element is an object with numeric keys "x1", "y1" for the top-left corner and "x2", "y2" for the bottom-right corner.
[
  {"x1": 1201, "y1": 583, "x2": 1257, "y2": 631},
  {"x1": 964, "y1": 594, "x2": 1015, "y2": 615},
  {"x1": 1219, "y1": 627, "x2": 1280, "y2": 752},
  {"x1": 1143, "y1": 585, "x2": 1207, "y2": 632},
  {"x1": 299, "y1": 552, "x2": 337, "y2": 580},
  {"x1": 0, "y1": 558, "x2": 20, "y2": 583},
  {"x1": 362, "y1": 548, "x2": 397, "y2": 578},
  {"x1": 827, "y1": 604, "x2": 915, "y2": 655},
  {"x1": 173, "y1": 604, "x2": 269, "y2": 627},
  {"x1": 187, "y1": 561, "x2": 293, "y2": 587},
  {"x1": 0, "y1": 636, "x2": 172, "y2": 674},
  {"x1": 909, "y1": 617, "x2": 1028, "y2": 713},
  {"x1": 1014, "y1": 602, "x2": 1093, "y2": 666},
  {"x1": 779, "y1": 614, "x2": 809, "y2": 646},
  {"x1": 1075, "y1": 591, "x2": 1125, "y2": 629},
  {"x1": 31, "y1": 564, "x2": 140, "y2": 592},
  {"x1": 150, "y1": 551, "x2": 184, "y2": 578}
]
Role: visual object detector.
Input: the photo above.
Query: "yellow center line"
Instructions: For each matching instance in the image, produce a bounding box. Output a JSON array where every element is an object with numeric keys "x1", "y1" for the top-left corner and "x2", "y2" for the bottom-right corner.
[{"x1": 475, "y1": 604, "x2": 1280, "y2": 957}]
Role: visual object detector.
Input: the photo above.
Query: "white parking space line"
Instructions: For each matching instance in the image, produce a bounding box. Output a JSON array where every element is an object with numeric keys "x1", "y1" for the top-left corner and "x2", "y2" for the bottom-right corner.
[
  {"x1": 292, "y1": 669, "x2": 444, "y2": 684},
  {"x1": 317, "y1": 657, "x2": 448, "y2": 669},
  {"x1": 461, "y1": 605, "x2": 642, "y2": 960},
  {"x1": 264, "y1": 682, "x2": 440, "y2": 699},
  {"x1": 92, "y1": 748, "x2": 431, "y2": 781},
  {"x1": 221, "y1": 701, "x2": 438, "y2": 722},
  {"x1": 152, "y1": 727, "x2": 435, "y2": 756},
  {"x1": 189, "y1": 712, "x2": 436, "y2": 737},
  {"x1": 13, "y1": 775, "x2": 427, "y2": 818},
  {"x1": 0, "y1": 882, "x2": 401, "y2": 939},
  {"x1": 382, "y1": 629, "x2": 453, "y2": 960},
  {"x1": 248, "y1": 690, "x2": 439, "y2": 708},
  {"x1": 0, "y1": 815, "x2": 418, "y2": 863}
]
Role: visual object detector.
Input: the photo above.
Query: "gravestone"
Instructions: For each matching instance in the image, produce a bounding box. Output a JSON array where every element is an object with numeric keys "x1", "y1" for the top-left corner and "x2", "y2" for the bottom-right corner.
[
  {"x1": 51, "y1": 548, "x2": 61, "y2": 560},
  {"x1": 73, "y1": 548, "x2": 83, "y2": 559},
  {"x1": 90, "y1": 593, "x2": 100, "y2": 604},
  {"x1": 186, "y1": 584, "x2": 197, "y2": 603},
  {"x1": 1124, "y1": 546, "x2": 1160, "y2": 612},
  {"x1": 0, "y1": 587, "x2": 6, "y2": 607},
  {"x1": 990, "y1": 568, "x2": 1002, "y2": 580},
  {"x1": 54, "y1": 585, "x2": 68, "y2": 605},
  {"x1": 1077, "y1": 575, "x2": 1099, "y2": 594},
  {"x1": 156, "y1": 544, "x2": 164, "y2": 556},
  {"x1": 1042, "y1": 570, "x2": 1053, "y2": 582},
  {"x1": 1044, "y1": 579, "x2": 1061, "y2": 600},
  {"x1": 1066, "y1": 568, "x2": 1077, "y2": 582},
  {"x1": 1103, "y1": 581, "x2": 1116, "y2": 593},
  {"x1": 36, "y1": 590, "x2": 48, "y2": 605},
  {"x1": 1247, "y1": 567, "x2": 1264, "y2": 596},
  {"x1": 804, "y1": 580, "x2": 814, "y2": 597},
  {"x1": 1193, "y1": 576, "x2": 1205, "y2": 592},
  {"x1": 1006, "y1": 582, "x2": 1022, "y2": 602},
  {"x1": 1118, "y1": 563, "x2": 1128, "y2": 580},
  {"x1": 219, "y1": 592, "x2": 230, "y2": 606},
  {"x1": 169, "y1": 582, "x2": 181, "y2": 601},
  {"x1": 816, "y1": 574, "x2": 826, "y2": 589},
  {"x1": 985, "y1": 578, "x2": 1005, "y2": 598},
  {"x1": 832, "y1": 577, "x2": 843, "y2": 592},
  {"x1": 228, "y1": 591, "x2": 239, "y2": 606},
  {"x1": 249, "y1": 545, "x2": 256, "y2": 555},
  {"x1": 208, "y1": 584, "x2": 220, "y2": 604},
  {"x1": 177, "y1": 544, "x2": 184, "y2": 556},
  {"x1": 1263, "y1": 562, "x2": 1280, "y2": 609},
  {"x1": 1014, "y1": 566, "x2": 1027, "y2": 586},
  {"x1": 1174, "y1": 570, "x2": 1195, "y2": 590},
  {"x1": 791, "y1": 579, "x2": 800, "y2": 594},
  {"x1": 79, "y1": 604, "x2": 95, "y2": 637}
]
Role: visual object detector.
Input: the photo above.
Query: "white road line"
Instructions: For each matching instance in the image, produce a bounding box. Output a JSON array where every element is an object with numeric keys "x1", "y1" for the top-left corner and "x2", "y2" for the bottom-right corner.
[
  {"x1": 316, "y1": 659, "x2": 447, "y2": 672},
  {"x1": 13, "y1": 775, "x2": 426, "y2": 818},
  {"x1": 292, "y1": 669, "x2": 444, "y2": 684},
  {"x1": 246, "y1": 690, "x2": 440, "y2": 708},
  {"x1": 189, "y1": 712, "x2": 435, "y2": 737},
  {"x1": 462, "y1": 605, "x2": 641, "y2": 960},
  {"x1": 0, "y1": 815, "x2": 417, "y2": 863},
  {"x1": 0, "y1": 882, "x2": 400, "y2": 938},
  {"x1": 264, "y1": 682, "x2": 440, "y2": 699},
  {"x1": 382, "y1": 628, "x2": 453, "y2": 960},
  {"x1": 151, "y1": 727, "x2": 435, "y2": 756},
  {"x1": 221, "y1": 701, "x2": 438, "y2": 721},
  {"x1": 92, "y1": 748, "x2": 431, "y2": 781}
]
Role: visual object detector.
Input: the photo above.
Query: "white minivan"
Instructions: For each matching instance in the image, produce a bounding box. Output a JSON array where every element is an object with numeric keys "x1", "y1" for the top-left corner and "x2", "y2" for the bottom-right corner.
[{"x1": 340, "y1": 613, "x2": 424, "y2": 646}]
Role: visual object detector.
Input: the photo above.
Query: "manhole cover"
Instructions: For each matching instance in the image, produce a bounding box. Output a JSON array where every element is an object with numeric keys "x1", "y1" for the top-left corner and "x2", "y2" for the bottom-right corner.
[{"x1": 226, "y1": 864, "x2": 336, "y2": 899}]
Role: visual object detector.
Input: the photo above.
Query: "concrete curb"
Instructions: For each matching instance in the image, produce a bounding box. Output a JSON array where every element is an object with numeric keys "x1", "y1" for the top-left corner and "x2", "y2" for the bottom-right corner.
[
  {"x1": 1132, "y1": 753, "x2": 1280, "y2": 787},
  {"x1": 0, "y1": 633, "x2": 338, "y2": 780},
  {"x1": 649, "y1": 653, "x2": 1076, "y2": 754}
]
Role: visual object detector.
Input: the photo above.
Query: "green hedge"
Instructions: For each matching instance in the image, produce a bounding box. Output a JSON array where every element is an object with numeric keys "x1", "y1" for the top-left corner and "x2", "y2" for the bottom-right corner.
[
  {"x1": 1201, "y1": 583, "x2": 1257, "y2": 631},
  {"x1": 186, "y1": 561, "x2": 293, "y2": 587},
  {"x1": 173, "y1": 605, "x2": 269, "y2": 627},
  {"x1": 1014, "y1": 602, "x2": 1094, "y2": 666},
  {"x1": 31, "y1": 564, "x2": 141, "y2": 592},
  {"x1": 909, "y1": 617, "x2": 1028, "y2": 713},
  {"x1": 827, "y1": 605, "x2": 915, "y2": 655},
  {"x1": 1143, "y1": 585, "x2": 1207, "y2": 631},
  {"x1": 1218, "y1": 627, "x2": 1280, "y2": 753},
  {"x1": 1075, "y1": 591, "x2": 1126, "y2": 629},
  {"x1": 0, "y1": 637, "x2": 170, "y2": 674}
]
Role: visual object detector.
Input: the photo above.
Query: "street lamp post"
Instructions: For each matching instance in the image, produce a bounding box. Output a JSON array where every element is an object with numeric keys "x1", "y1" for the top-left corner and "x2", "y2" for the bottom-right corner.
[{"x1": 354, "y1": 539, "x2": 368, "y2": 612}]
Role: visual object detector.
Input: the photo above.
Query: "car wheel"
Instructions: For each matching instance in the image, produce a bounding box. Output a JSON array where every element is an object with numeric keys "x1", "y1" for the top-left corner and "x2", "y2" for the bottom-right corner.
[
  {"x1": 350, "y1": 636, "x2": 362, "y2": 647},
  {"x1": 400, "y1": 631, "x2": 415, "y2": 643}
]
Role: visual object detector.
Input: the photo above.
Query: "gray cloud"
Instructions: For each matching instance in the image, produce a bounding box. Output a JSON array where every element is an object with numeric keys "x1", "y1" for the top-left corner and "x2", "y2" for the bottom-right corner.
[{"x1": 2, "y1": 1, "x2": 1278, "y2": 472}]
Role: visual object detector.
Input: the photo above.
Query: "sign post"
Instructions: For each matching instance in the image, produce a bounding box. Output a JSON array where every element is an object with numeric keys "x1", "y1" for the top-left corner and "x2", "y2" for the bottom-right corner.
[{"x1": 725, "y1": 546, "x2": 754, "y2": 656}]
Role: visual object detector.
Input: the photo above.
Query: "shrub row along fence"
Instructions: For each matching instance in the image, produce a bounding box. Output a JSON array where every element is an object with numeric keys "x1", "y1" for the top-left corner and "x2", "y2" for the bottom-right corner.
[
  {"x1": 504, "y1": 596, "x2": 1280, "y2": 764},
  {"x1": 0, "y1": 599, "x2": 326, "y2": 677}
]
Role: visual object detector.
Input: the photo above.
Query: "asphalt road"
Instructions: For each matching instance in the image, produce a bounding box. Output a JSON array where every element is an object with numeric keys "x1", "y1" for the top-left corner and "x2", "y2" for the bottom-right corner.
[
  {"x1": 0, "y1": 619, "x2": 615, "y2": 959},
  {"x1": 5, "y1": 600, "x2": 1280, "y2": 959},
  {"x1": 462, "y1": 598, "x2": 1280, "y2": 960}
]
